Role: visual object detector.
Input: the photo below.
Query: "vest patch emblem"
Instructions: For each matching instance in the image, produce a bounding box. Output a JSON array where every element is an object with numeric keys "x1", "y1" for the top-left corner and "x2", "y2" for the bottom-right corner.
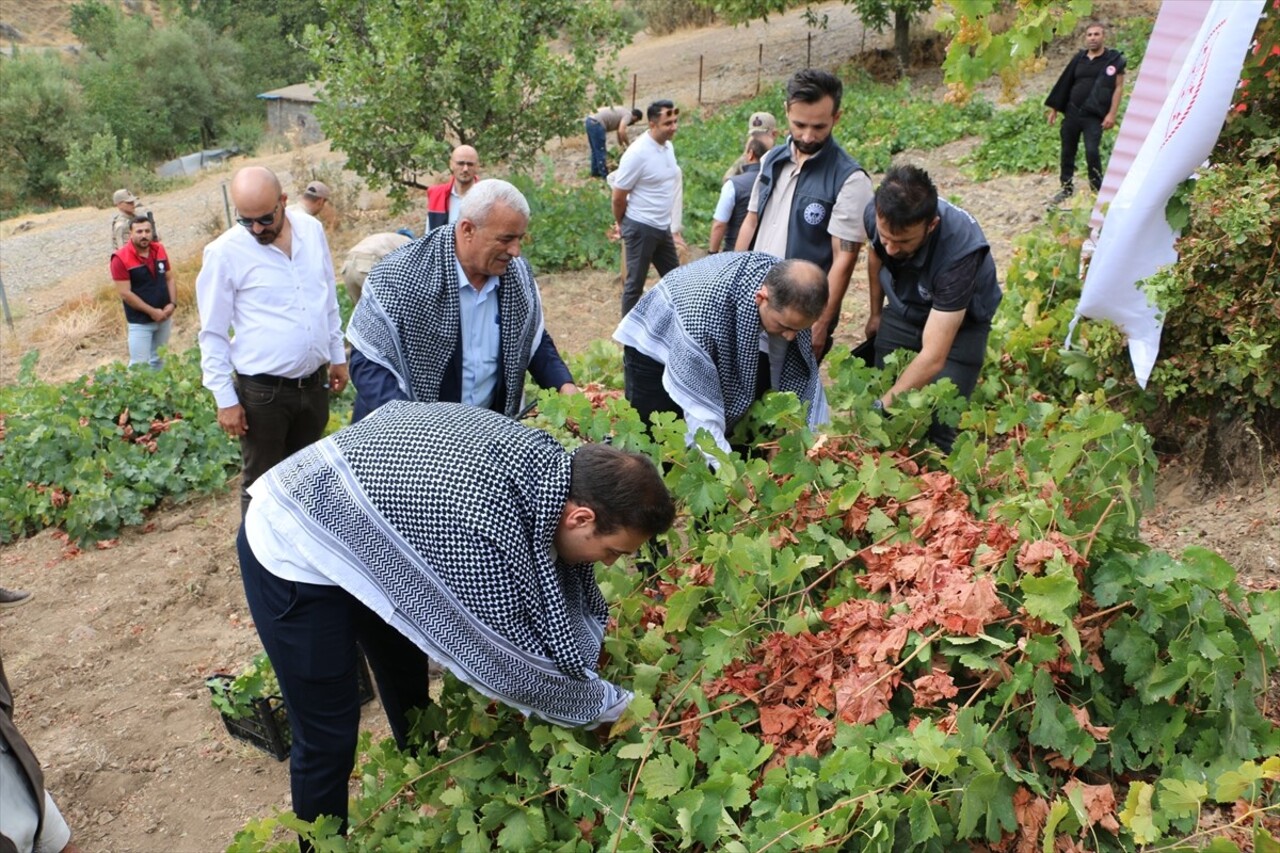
[{"x1": 803, "y1": 202, "x2": 826, "y2": 226}]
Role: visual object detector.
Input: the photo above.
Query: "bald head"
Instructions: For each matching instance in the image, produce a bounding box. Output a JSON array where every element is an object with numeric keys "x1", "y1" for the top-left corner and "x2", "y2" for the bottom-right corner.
[
  {"x1": 450, "y1": 145, "x2": 479, "y2": 191},
  {"x1": 763, "y1": 259, "x2": 828, "y2": 320},
  {"x1": 230, "y1": 166, "x2": 282, "y2": 211},
  {"x1": 230, "y1": 166, "x2": 287, "y2": 245}
]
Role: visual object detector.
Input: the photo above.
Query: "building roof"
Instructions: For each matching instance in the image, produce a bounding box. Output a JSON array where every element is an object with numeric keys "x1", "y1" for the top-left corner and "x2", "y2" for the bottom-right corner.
[{"x1": 257, "y1": 82, "x2": 322, "y2": 103}]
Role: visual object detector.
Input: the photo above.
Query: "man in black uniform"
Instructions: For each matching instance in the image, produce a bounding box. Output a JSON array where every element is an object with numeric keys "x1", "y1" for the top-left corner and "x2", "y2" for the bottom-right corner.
[{"x1": 1045, "y1": 22, "x2": 1127, "y2": 203}]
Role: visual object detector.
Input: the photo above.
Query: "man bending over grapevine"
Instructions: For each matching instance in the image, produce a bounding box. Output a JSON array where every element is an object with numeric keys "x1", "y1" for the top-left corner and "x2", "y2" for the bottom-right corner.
[{"x1": 237, "y1": 401, "x2": 674, "y2": 841}]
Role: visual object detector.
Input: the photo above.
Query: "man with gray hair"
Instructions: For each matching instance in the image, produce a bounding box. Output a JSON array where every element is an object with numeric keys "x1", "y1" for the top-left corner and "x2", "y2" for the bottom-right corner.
[
  {"x1": 614, "y1": 253, "x2": 829, "y2": 453},
  {"x1": 347, "y1": 179, "x2": 578, "y2": 421}
]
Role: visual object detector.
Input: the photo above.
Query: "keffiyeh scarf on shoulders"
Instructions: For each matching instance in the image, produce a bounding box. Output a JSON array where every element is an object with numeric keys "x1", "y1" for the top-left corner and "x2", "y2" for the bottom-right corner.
[
  {"x1": 614, "y1": 252, "x2": 828, "y2": 449},
  {"x1": 346, "y1": 226, "x2": 546, "y2": 417},
  {"x1": 252, "y1": 401, "x2": 630, "y2": 727}
]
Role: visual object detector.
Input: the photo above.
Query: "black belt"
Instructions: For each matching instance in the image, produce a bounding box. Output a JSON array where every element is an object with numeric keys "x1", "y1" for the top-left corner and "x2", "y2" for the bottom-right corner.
[{"x1": 237, "y1": 365, "x2": 327, "y2": 389}]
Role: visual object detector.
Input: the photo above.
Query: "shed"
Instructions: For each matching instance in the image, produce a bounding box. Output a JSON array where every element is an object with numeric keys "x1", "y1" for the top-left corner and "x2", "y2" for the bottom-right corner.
[{"x1": 258, "y1": 82, "x2": 324, "y2": 144}]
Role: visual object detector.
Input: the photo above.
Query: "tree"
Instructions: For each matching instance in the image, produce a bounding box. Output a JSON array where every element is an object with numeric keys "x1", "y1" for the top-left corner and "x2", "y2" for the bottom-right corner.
[
  {"x1": 178, "y1": 0, "x2": 326, "y2": 92},
  {"x1": 305, "y1": 0, "x2": 628, "y2": 206},
  {"x1": 0, "y1": 50, "x2": 84, "y2": 209}
]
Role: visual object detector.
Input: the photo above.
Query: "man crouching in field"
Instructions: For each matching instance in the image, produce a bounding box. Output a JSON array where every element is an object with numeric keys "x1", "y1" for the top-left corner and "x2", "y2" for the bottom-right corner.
[{"x1": 237, "y1": 401, "x2": 675, "y2": 842}]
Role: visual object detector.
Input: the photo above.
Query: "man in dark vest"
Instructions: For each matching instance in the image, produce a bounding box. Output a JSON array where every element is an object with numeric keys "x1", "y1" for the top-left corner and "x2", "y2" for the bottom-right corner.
[
  {"x1": 708, "y1": 136, "x2": 769, "y2": 255},
  {"x1": 1, "y1": 652, "x2": 80, "y2": 853},
  {"x1": 110, "y1": 216, "x2": 176, "y2": 370},
  {"x1": 863, "y1": 165, "x2": 1002, "y2": 452},
  {"x1": 1045, "y1": 22, "x2": 1127, "y2": 203},
  {"x1": 734, "y1": 69, "x2": 872, "y2": 361}
]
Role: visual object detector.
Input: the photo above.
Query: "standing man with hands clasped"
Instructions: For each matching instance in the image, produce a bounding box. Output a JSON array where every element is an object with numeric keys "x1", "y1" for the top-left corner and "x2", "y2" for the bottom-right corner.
[
  {"x1": 1045, "y1": 21, "x2": 1126, "y2": 204},
  {"x1": 196, "y1": 166, "x2": 348, "y2": 516},
  {"x1": 111, "y1": 216, "x2": 175, "y2": 370}
]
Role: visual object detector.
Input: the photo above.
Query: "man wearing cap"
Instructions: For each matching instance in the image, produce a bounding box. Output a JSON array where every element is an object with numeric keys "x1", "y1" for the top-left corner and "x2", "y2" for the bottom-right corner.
[
  {"x1": 340, "y1": 230, "x2": 413, "y2": 303},
  {"x1": 111, "y1": 215, "x2": 175, "y2": 370},
  {"x1": 347, "y1": 179, "x2": 577, "y2": 423},
  {"x1": 110, "y1": 188, "x2": 158, "y2": 250},
  {"x1": 734, "y1": 69, "x2": 872, "y2": 363},
  {"x1": 196, "y1": 166, "x2": 348, "y2": 516},
  {"x1": 289, "y1": 181, "x2": 331, "y2": 219},
  {"x1": 723, "y1": 112, "x2": 778, "y2": 181},
  {"x1": 609, "y1": 99, "x2": 682, "y2": 318},
  {"x1": 709, "y1": 136, "x2": 770, "y2": 255},
  {"x1": 425, "y1": 145, "x2": 480, "y2": 232},
  {"x1": 585, "y1": 106, "x2": 643, "y2": 179}
]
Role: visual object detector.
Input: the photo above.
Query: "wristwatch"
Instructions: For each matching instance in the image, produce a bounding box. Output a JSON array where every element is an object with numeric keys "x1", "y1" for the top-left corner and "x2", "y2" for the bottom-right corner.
[{"x1": 871, "y1": 399, "x2": 885, "y2": 413}]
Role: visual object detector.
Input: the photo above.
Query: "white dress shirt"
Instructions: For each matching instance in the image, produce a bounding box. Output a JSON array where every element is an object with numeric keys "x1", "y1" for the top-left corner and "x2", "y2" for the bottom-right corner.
[{"x1": 196, "y1": 209, "x2": 346, "y2": 409}]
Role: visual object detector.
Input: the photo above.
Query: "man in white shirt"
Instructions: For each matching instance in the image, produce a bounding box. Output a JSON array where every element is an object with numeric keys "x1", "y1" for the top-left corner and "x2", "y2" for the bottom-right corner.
[
  {"x1": 609, "y1": 99, "x2": 682, "y2": 318},
  {"x1": 196, "y1": 166, "x2": 349, "y2": 516},
  {"x1": 287, "y1": 180, "x2": 330, "y2": 219}
]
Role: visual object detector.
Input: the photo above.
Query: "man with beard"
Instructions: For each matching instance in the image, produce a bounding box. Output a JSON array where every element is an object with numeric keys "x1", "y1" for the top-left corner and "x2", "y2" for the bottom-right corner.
[
  {"x1": 863, "y1": 165, "x2": 1001, "y2": 452},
  {"x1": 734, "y1": 69, "x2": 872, "y2": 361},
  {"x1": 426, "y1": 145, "x2": 480, "y2": 232},
  {"x1": 196, "y1": 166, "x2": 349, "y2": 516},
  {"x1": 110, "y1": 216, "x2": 175, "y2": 370}
]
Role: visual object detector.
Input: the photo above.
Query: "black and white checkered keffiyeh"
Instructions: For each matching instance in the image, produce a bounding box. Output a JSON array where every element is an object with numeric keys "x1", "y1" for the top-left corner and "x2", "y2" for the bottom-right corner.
[
  {"x1": 346, "y1": 226, "x2": 546, "y2": 418},
  {"x1": 614, "y1": 252, "x2": 828, "y2": 450},
  {"x1": 252, "y1": 401, "x2": 631, "y2": 727}
]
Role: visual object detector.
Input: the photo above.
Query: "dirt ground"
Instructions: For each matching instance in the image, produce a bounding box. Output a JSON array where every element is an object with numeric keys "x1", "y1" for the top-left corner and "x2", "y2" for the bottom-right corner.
[{"x1": 0, "y1": 3, "x2": 1277, "y2": 852}]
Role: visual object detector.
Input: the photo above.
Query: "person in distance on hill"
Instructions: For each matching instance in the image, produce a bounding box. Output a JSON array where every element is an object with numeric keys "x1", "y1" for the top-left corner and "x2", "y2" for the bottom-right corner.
[
  {"x1": 609, "y1": 99, "x2": 682, "y2": 318},
  {"x1": 584, "y1": 105, "x2": 643, "y2": 179},
  {"x1": 734, "y1": 70, "x2": 873, "y2": 362},
  {"x1": 238, "y1": 401, "x2": 676, "y2": 837},
  {"x1": 111, "y1": 216, "x2": 175, "y2": 370},
  {"x1": 614, "y1": 253, "x2": 830, "y2": 454},
  {"x1": 863, "y1": 165, "x2": 1002, "y2": 451},
  {"x1": 1044, "y1": 21, "x2": 1127, "y2": 204},
  {"x1": 196, "y1": 166, "x2": 348, "y2": 517},
  {"x1": 346, "y1": 179, "x2": 577, "y2": 422},
  {"x1": 425, "y1": 145, "x2": 480, "y2": 232}
]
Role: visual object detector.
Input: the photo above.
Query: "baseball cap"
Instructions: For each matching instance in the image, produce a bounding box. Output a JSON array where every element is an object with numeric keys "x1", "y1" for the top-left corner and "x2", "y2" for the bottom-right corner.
[
  {"x1": 113, "y1": 189, "x2": 137, "y2": 204},
  {"x1": 748, "y1": 112, "x2": 777, "y2": 135},
  {"x1": 303, "y1": 181, "x2": 330, "y2": 200}
]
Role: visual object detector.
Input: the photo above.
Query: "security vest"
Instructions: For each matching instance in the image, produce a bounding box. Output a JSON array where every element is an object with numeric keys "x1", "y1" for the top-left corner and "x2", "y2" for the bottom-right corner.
[
  {"x1": 112, "y1": 244, "x2": 170, "y2": 324},
  {"x1": 750, "y1": 137, "x2": 863, "y2": 272},
  {"x1": 865, "y1": 200, "x2": 1002, "y2": 325},
  {"x1": 723, "y1": 163, "x2": 760, "y2": 252}
]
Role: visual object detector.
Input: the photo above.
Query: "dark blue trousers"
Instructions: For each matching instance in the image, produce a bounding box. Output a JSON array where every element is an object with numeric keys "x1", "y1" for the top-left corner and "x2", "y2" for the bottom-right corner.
[{"x1": 236, "y1": 527, "x2": 433, "y2": 834}]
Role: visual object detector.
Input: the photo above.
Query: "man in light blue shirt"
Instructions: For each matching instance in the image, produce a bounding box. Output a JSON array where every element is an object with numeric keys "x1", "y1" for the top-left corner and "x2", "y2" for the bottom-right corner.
[{"x1": 347, "y1": 179, "x2": 578, "y2": 421}]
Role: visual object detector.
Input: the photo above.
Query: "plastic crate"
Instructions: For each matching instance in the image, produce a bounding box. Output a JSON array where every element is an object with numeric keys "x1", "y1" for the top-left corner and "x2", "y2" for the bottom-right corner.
[{"x1": 208, "y1": 649, "x2": 378, "y2": 762}]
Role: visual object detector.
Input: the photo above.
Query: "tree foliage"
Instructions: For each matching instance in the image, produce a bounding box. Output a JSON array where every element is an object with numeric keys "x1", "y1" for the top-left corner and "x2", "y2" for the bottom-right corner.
[
  {"x1": 0, "y1": 50, "x2": 83, "y2": 210},
  {"x1": 177, "y1": 0, "x2": 325, "y2": 92},
  {"x1": 305, "y1": 0, "x2": 628, "y2": 205}
]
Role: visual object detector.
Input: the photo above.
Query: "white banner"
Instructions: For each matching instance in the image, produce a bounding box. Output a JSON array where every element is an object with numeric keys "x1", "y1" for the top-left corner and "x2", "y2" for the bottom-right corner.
[{"x1": 1069, "y1": 0, "x2": 1265, "y2": 387}]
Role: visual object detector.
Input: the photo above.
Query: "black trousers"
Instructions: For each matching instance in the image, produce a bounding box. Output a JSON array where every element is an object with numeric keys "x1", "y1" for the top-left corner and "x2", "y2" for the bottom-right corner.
[
  {"x1": 620, "y1": 218, "x2": 679, "y2": 318},
  {"x1": 875, "y1": 305, "x2": 990, "y2": 452},
  {"x1": 623, "y1": 346, "x2": 683, "y2": 428},
  {"x1": 236, "y1": 369, "x2": 331, "y2": 516},
  {"x1": 237, "y1": 527, "x2": 433, "y2": 836},
  {"x1": 1059, "y1": 108, "x2": 1105, "y2": 192}
]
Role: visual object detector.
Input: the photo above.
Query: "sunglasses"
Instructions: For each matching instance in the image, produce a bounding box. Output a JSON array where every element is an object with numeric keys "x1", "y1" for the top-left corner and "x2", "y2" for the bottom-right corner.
[{"x1": 235, "y1": 201, "x2": 281, "y2": 229}]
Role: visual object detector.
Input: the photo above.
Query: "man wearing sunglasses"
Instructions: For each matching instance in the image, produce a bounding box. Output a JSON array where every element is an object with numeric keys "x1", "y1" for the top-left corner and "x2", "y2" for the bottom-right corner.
[
  {"x1": 614, "y1": 253, "x2": 829, "y2": 455},
  {"x1": 196, "y1": 166, "x2": 349, "y2": 516}
]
